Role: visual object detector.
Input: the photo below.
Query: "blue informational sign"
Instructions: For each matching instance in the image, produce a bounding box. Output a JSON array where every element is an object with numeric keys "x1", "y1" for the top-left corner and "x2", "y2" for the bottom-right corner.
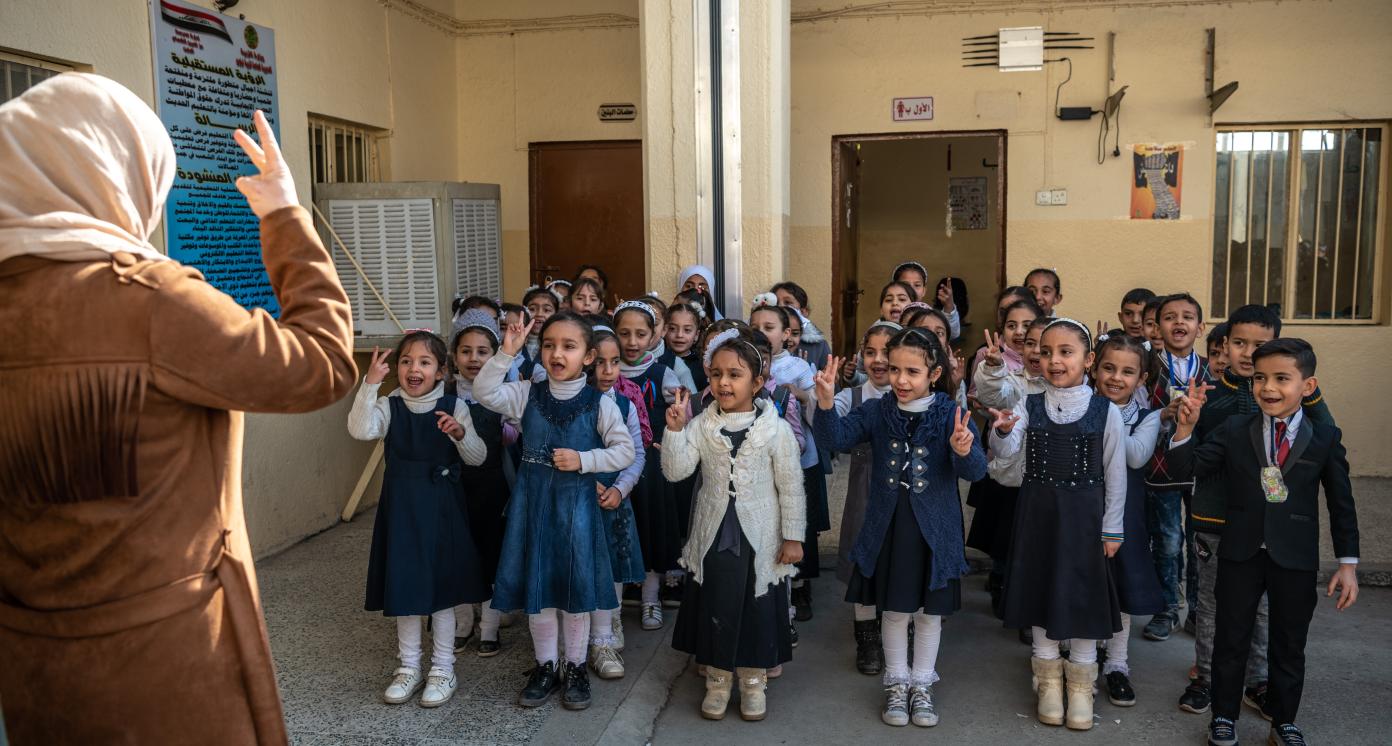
[{"x1": 150, "y1": 0, "x2": 281, "y2": 314}]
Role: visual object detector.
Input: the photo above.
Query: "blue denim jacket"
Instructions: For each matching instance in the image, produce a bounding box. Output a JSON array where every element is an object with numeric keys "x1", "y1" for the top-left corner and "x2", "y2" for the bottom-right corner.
[{"x1": 815, "y1": 392, "x2": 986, "y2": 590}]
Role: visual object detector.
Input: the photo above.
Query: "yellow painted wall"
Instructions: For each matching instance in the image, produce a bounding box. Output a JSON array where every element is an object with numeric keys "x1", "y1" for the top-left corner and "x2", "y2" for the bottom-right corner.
[
  {"x1": 453, "y1": 0, "x2": 642, "y2": 301},
  {"x1": 854, "y1": 136, "x2": 1002, "y2": 337},
  {"x1": 789, "y1": 0, "x2": 1392, "y2": 474},
  {"x1": 0, "y1": 0, "x2": 463, "y2": 554}
]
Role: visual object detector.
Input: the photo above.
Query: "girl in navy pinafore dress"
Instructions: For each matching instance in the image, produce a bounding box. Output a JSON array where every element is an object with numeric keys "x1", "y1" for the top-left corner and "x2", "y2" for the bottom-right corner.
[
  {"x1": 988, "y1": 318, "x2": 1126, "y2": 730},
  {"x1": 348, "y1": 331, "x2": 491, "y2": 708},
  {"x1": 1091, "y1": 334, "x2": 1166, "y2": 706},
  {"x1": 473, "y1": 312, "x2": 636, "y2": 711}
]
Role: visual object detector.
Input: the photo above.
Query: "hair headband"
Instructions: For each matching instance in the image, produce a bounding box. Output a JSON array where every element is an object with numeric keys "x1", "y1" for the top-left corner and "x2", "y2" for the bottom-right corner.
[
  {"x1": 524, "y1": 284, "x2": 561, "y2": 303},
  {"x1": 671, "y1": 300, "x2": 706, "y2": 320},
  {"x1": 461, "y1": 324, "x2": 499, "y2": 344},
  {"x1": 894, "y1": 261, "x2": 928, "y2": 278},
  {"x1": 592, "y1": 324, "x2": 614, "y2": 334},
  {"x1": 749, "y1": 292, "x2": 779, "y2": 311},
  {"x1": 1045, "y1": 317, "x2": 1093, "y2": 349},
  {"x1": 546, "y1": 279, "x2": 572, "y2": 290},
  {"x1": 613, "y1": 300, "x2": 657, "y2": 322},
  {"x1": 702, "y1": 328, "x2": 763, "y2": 373},
  {"x1": 403, "y1": 327, "x2": 435, "y2": 335}
]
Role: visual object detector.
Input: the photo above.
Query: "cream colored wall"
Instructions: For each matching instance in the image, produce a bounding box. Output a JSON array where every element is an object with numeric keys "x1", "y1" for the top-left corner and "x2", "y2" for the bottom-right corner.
[
  {"x1": 453, "y1": 0, "x2": 642, "y2": 301},
  {"x1": 789, "y1": 0, "x2": 1392, "y2": 474},
  {"x1": 0, "y1": 0, "x2": 462, "y2": 554},
  {"x1": 854, "y1": 137, "x2": 1001, "y2": 337}
]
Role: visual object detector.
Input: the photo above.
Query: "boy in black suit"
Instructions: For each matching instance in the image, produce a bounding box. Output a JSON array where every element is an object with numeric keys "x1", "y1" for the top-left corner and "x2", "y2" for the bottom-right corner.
[{"x1": 1170, "y1": 339, "x2": 1359, "y2": 746}]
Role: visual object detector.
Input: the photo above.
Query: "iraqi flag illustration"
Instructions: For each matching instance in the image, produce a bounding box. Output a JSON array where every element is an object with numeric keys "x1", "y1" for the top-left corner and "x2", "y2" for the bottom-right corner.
[{"x1": 160, "y1": 0, "x2": 233, "y2": 44}]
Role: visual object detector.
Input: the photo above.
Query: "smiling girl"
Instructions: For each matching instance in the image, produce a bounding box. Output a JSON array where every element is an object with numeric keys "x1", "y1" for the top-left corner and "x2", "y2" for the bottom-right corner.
[
  {"x1": 665, "y1": 330, "x2": 806, "y2": 722},
  {"x1": 1091, "y1": 333, "x2": 1166, "y2": 707},
  {"x1": 664, "y1": 301, "x2": 707, "y2": 390},
  {"x1": 348, "y1": 330, "x2": 493, "y2": 708},
  {"x1": 474, "y1": 312, "x2": 637, "y2": 712},
  {"x1": 814, "y1": 329, "x2": 986, "y2": 729},
  {"x1": 987, "y1": 318, "x2": 1128, "y2": 732},
  {"x1": 878, "y1": 281, "x2": 916, "y2": 324}
]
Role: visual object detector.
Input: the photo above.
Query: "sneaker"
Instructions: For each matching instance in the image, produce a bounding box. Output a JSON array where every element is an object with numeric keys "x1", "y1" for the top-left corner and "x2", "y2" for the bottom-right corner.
[
  {"x1": 791, "y1": 583, "x2": 813, "y2": 622},
  {"x1": 882, "y1": 683, "x2": 910, "y2": 726},
  {"x1": 909, "y1": 685, "x2": 938, "y2": 727},
  {"x1": 789, "y1": 622, "x2": 799, "y2": 648},
  {"x1": 1243, "y1": 683, "x2": 1271, "y2": 721},
  {"x1": 382, "y1": 666, "x2": 423, "y2": 704},
  {"x1": 661, "y1": 577, "x2": 684, "y2": 609},
  {"x1": 640, "y1": 603, "x2": 663, "y2": 630},
  {"x1": 1184, "y1": 611, "x2": 1197, "y2": 636},
  {"x1": 1143, "y1": 610, "x2": 1178, "y2": 641},
  {"x1": 519, "y1": 660, "x2": 562, "y2": 707},
  {"x1": 453, "y1": 633, "x2": 473, "y2": 654},
  {"x1": 590, "y1": 644, "x2": 625, "y2": 680},
  {"x1": 1268, "y1": 723, "x2": 1306, "y2": 746},
  {"x1": 1180, "y1": 680, "x2": 1212, "y2": 714},
  {"x1": 562, "y1": 661, "x2": 592, "y2": 710},
  {"x1": 419, "y1": 669, "x2": 457, "y2": 708},
  {"x1": 611, "y1": 615, "x2": 626, "y2": 652},
  {"x1": 1105, "y1": 671, "x2": 1136, "y2": 707},
  {"x1": 477, "y1": 638, "x2": 501, "y2": 658},
  {"x1": 1207, "y1": 716, "x2": 1238, "y2": 746},
  {"x1": 622, "y1": 584, "x2": 641, "y2": 607}
]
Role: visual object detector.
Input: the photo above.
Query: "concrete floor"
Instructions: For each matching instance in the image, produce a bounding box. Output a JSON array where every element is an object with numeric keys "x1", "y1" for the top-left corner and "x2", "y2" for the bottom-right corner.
[{"x1": 259, "y1": 472, "x2": 1392, "y2": 745}]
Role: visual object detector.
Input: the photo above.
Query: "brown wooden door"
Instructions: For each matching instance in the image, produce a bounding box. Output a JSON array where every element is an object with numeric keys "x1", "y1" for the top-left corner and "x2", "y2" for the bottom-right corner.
[
  {"x1": 832, "y1": 140, "x2": 863, "y2": 355},
  {"x1": 529, "y1": 141, "x2": 644, "y2": 304}
]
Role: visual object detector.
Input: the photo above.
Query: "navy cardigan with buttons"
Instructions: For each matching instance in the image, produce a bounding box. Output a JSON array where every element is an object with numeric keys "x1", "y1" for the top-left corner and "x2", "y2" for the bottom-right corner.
[{"x1": 815, "y1": 392, "x2": 987, "y2": 591}]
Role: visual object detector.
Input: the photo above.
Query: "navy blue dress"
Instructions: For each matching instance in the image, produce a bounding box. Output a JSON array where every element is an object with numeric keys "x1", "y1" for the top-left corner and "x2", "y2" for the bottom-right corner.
[
  {"x1": 364, "y1": 395, "x2": 490, "y2": 617},
  {"x1": 458, "y1": 397, "x2": 510, "y2": 586},
  {"x1": 596, "y1": 393, "x2": 646, "y2": 585},
  {"x1": 1002, "y1": 394, "x2": 1123, "y2": 640},
  {"x1": 492, "y1": 383, "x2": 619, "y2": 614},
  {"x1": 1110, "y1": 409, "x2": 1166, "y2": 616},
  {"x1": 628, "y1": 362, "x2": 682, "y2": 572}
]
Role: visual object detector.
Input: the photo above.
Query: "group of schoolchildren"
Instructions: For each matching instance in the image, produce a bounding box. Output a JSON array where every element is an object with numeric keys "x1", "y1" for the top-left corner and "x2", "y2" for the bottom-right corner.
[{"x1": 345, "y1": 258, "x2": 1360, "y2": 745}]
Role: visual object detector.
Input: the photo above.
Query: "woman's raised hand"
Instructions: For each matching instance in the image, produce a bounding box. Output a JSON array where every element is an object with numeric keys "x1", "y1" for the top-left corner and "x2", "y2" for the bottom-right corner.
[
  {"x1": 232, "y1": 110, "x2": 298, "y2": 218},
  {"x1": 364, "y1": 346, "x2": 390, "y2": 385},
  {"x1": 502, "y1": 318, "x2": 535, "y2": 357},
  {"x1": 815, "y1": 356, "x2": 842, "y2": 409}
]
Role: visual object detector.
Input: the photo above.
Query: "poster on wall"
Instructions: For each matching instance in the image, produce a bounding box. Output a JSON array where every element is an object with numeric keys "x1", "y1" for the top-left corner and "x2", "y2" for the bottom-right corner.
[
  {"x1": 150, "y1": 0, "x2": 281, "y2": 314},
  {"x1": 948, "y1": 176, "x2": 988, "y2": 230},
  {"x1": 1131, "y1": 143, "x2": 1183, "y2": 220}
]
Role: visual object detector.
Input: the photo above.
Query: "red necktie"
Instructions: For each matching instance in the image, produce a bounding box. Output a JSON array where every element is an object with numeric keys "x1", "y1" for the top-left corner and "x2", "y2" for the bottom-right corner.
[{"x1": 1274, "y1": 420, "x2": 1291, "y2": 467}]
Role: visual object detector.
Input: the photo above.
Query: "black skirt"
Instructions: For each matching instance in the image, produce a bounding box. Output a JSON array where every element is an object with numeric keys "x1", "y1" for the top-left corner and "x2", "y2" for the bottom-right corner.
[
  {"x1": 672, "y1": 506, "x2": 793, "y2": 670},
  {"x1": 845, "y1": 486, "x2": 961, "y2": 616},
  {"x1": 965, "y1": 476, "x2": 1019, "y2": 562},
  {"x1": 631, "y1": 448, "x2": 682, "y2": 573}
]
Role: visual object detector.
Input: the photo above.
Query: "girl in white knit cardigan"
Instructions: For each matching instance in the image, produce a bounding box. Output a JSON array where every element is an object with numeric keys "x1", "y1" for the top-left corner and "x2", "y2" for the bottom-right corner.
[{"x1": 662, "y1": 329, "x2": 807, "y2": 723}]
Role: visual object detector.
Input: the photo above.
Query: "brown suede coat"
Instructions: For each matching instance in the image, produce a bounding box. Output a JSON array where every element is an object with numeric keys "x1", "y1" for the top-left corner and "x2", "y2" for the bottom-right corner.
[{"x1": 0, "y1": 206, "x2": 355, "y2": 744}]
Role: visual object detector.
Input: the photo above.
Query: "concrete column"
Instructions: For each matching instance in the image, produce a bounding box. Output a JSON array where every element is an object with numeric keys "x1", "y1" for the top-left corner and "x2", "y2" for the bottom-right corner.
[
  {"x1": 639, "y1": 0, "x2": 698, "y2": 298},
  {"x1": 735, "y1": 0, "x2": 791, "y2": 314}
]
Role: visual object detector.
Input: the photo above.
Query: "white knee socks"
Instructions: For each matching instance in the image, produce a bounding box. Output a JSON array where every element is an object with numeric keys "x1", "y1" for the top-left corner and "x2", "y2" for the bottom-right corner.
[
  {"x1": 478, "y1": 599, "x2": 501, "y2": 642},
  {"x1": 529, "y1": 609, "x2": 560, "y2": 665},
  {"x1": 397, "y1": 608, "x2": 456, "y2": 673},
  {"x1": 853, "y1": 603, "x2": 877, "y2": 622},
  {"x1": 454, "y1": 603, "x2": 474, "y2": 636},
  {"x1": 590, "y1": 608, "x2": 616, "y2": 646},
  {"x1": 880, "y1": 610, "x2": 941, "y2": 686},
  {"x1": 562, "y1": 611, "x2": 590, "y2": 664},
  {"x1": 912, "y1": 613, "x2": 942, "y2": 686},
  {"x1": 642, "y1": 572, "x2": 661, "y2": 605},
  {"x1": 1031, "y1": 627, "x2": 1099, "y2": 665},
  {"x1": 1103, "y1": 615, "x2": 1131, "y2": 675}
]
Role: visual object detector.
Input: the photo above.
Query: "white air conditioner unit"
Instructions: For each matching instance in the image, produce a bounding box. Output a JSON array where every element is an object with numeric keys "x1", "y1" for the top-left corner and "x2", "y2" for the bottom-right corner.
[{"x1": 314, "y1": 181, "x2": 501, "y2": 348}]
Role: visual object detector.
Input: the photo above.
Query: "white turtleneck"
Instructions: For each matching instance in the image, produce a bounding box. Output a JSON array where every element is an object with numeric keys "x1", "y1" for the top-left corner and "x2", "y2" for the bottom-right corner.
[
  {"x1": 347, "y1": 379, "x2": 487, "y2": 466},
  {"x1": 897, "y1": 394, "x2": 935, "y2": 413},
  {"x1": 474, "y1": 352, "x2": 634, "y2": 475},
  {"x1": 988, "y1": 382, "x2": 1127, "y2": 541},
  {"x1": 601, "y1": 388, "x2": 647, "y2": 497},
  {"x1": 619, "y1": 348, "x2": 684, "y2": 404}
]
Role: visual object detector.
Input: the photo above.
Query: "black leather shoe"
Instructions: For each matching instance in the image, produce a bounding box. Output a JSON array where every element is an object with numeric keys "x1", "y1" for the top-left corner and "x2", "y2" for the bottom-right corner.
[
  {"x1": 519, "y1": 660, "x2": 561, "y2": 707},
  {"x1": 1105, "y1": 671, "x2": 1136, "y2": 706},
  {"x1": 477, "y1": 638, "x2": 501, "y2": 658},
  {"x1": 562, "y1": 661, "x2": 592, "y2": 710},
  {"x1": 854, "y1": 619, "x2": 884, "y2": 675},
  {"x1": 789, "y1": 622, "x2": 799, "y2": 648},
  {"x1": 792, "y1": 583, "x2": 813, "y2": 622}
]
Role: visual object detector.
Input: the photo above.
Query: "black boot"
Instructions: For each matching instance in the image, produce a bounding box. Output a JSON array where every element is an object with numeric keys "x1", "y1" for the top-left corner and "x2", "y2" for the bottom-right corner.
[
  {"x1": 854, "y1": 619, "x2": 884, "y2": 676},
  {"x1": 562, "y1": 661, "x2": 592, "y2": 710},
  {"x1": 519, "y1": 660, "x2": 562, "y2": 707},
  {"x1": 987, "y1": 571, "x2": 1005, "y2": 619},
  {"x1": 792, "y1": 583, "x2": 812, "y2": 622}
]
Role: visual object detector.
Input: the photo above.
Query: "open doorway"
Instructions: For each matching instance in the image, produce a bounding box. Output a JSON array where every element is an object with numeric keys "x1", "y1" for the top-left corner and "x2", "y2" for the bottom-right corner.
[{"x1": 831, "y1": 131, "x2": 1006, "y2": 354}]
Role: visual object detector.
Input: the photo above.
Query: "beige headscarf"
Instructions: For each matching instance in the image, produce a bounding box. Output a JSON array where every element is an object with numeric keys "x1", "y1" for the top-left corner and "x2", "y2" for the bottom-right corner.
[{"x1": 0, "y1": 72, "x2": 175, "y2": 264}]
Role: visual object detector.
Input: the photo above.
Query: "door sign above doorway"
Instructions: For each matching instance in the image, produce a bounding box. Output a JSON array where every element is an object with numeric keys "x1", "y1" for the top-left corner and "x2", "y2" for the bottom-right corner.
[
  {"x1": 892, "y1": 97, "x2": 934, "y2": 121},
  {"x1": 598, "y1": 103, "x2": 637, "y2": 121}
]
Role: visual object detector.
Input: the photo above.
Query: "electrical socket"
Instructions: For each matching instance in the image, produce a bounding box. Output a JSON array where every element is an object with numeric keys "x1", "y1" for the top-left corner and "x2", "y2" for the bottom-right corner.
[
  {"x1": 1050, "y1": 188, "x2": 1068, "y2": 205},
  {"x1": 1036, "y1": 190, "x2": 1052, "y2": 206}
]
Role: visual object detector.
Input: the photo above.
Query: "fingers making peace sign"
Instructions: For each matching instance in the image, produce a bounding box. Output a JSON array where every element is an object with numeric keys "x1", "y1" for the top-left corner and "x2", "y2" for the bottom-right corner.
[
  {"x1": 982, "y1": 329, "x2": 1005, "y2": 367},
  {"x1": 815, "y1": 355, "x2": 843, "y2": 410},
  {"x1": 950, "y1": 407, "x2": 975, "y2": 456},
  {"x1": 666, "y1": 388, "x2": 691, "y2": 432},
  {"x1": 502, "y1": 318, "x2": 536, "y2": 357},
  {"x1": 365, "y1": 346, "x2": 391, "y2": 385},
  {"x1": 232, "y1": 110, "x2": 298, "y2": 218}
]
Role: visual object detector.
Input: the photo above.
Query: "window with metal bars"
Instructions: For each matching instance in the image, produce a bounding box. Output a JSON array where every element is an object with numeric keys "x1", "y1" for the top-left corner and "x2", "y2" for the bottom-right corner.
[
  {"x1": 307, "y1": 115, "x2": 384, "y2": 190},
  {"x1": 1212, "y1": 125, "x2": 1386, "y2": 322},
  {"x1": 1, "y1": 52, "x2": 72, "y2": 103}
]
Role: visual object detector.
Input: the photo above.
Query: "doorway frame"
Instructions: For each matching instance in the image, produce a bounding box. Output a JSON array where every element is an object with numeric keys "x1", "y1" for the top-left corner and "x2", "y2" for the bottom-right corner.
[
  {"x1": 830, "y1": 129, "x2": 1008, "y2": 353},
  {"x1": 527, "y1": 139, "x2": 644, "y2": 289}
]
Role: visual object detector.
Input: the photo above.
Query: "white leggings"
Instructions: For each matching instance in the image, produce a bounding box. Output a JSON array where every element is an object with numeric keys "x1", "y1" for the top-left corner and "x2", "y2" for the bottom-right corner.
[
  {"x1": 529, "y1": 608, "x2": 591, "y2": 665},
  {"x1": 853, "y1": 603, "x2": 877, "y2": 622},
  {"x1": 1031, "y1": 626, "x2": 1098, "y2": 664},
  {"x1": 881, "y1": 611, "x2": 942, "y2": 687},
  {"x1": 397, "y1": 608, "x2": 455, "y2": 673},
  {"x1": 1102, "y1": 615, "x2": 1131, "y2": 675},
  {"x1": 454, "y1": 600, "x2": 504, "y2": 642}
]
